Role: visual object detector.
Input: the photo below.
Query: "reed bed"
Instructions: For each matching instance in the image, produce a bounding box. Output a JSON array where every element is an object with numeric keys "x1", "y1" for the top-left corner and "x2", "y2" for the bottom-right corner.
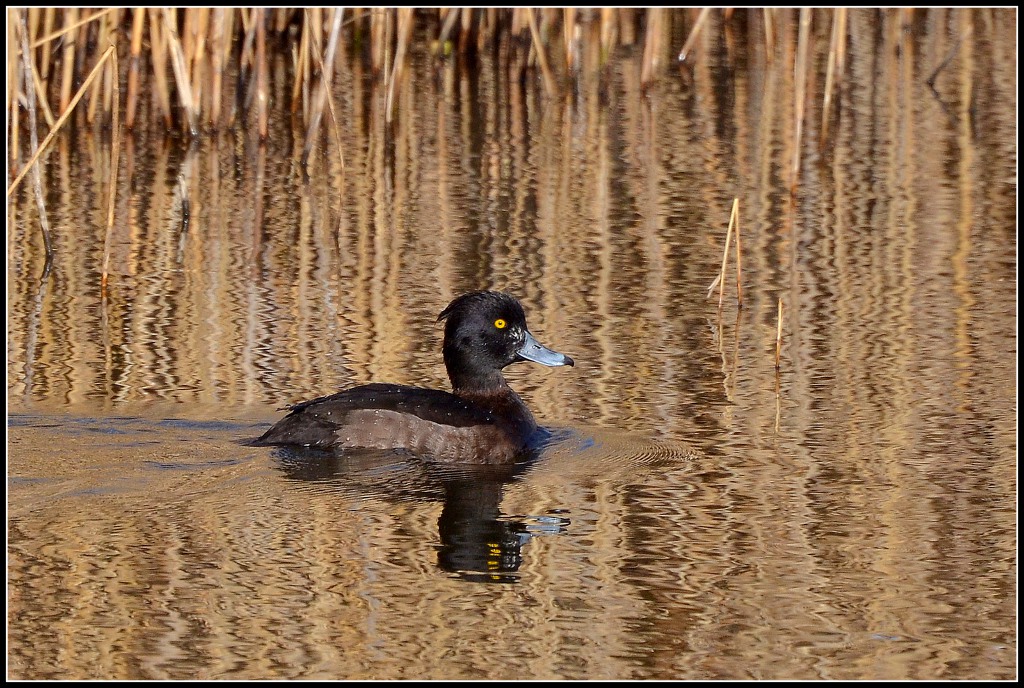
[{"x1": 7, "y1": 8, "x2": 944, "y2": 174}]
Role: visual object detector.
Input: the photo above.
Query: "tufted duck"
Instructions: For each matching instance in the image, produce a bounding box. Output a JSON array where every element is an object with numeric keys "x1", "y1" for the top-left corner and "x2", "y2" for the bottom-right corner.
[{"x1": 255, "y1": 291, "x2": 574, "y2": 463}]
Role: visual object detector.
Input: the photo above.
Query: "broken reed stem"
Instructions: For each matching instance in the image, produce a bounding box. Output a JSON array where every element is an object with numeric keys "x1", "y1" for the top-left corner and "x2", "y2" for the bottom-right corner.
[
  {"x1": 677, "y1": 7, "x2": 711, "y2": 63},
  {"x1": 640, "y1": 7, "x2": 663, "y2": 87},
  {"x1": 526, "y1": 8, "x2": 557, "y2": 97},
  {"x1": 775, "y1": 298, "x2": 784, "y2": 370},
  {"x1": 8, "y1": 44, "x2": 115, "y2": 199},
  {"x1": 18, "y1": 10, "x2": 54, "y2": 265},
  {"x1": 101, "y1": 46, "x2": 119, "y2": 292},
  {"x1": 790, "y1": 8, "x2": 812, "y2": 193}
]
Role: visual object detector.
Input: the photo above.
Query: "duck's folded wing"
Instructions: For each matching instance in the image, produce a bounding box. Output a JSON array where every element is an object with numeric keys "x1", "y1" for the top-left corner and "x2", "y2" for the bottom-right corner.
[{"x1": 256, "y1": 383, "x2": 495, "y2": 449}]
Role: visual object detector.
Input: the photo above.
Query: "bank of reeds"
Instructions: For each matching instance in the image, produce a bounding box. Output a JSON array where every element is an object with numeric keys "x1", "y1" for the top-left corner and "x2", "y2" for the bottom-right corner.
[{"x1": 8, "y1": 7, "x2": 974, "y2": 190}]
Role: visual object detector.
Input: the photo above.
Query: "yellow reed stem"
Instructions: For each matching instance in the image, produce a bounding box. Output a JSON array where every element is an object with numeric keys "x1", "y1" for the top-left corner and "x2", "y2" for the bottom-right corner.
[{"x1": 8, "y1": 44, "x2": 115, "y2": 199}]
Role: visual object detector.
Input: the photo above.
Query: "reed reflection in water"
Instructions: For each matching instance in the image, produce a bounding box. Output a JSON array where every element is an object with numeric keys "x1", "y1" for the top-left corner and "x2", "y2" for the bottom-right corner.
[{"x1": 7, "y1": 9, "x2": 1017, "y2": 681}]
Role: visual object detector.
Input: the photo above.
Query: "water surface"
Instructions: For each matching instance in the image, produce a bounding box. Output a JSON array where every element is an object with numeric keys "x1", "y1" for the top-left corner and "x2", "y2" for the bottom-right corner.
[{"x1": 7, "y1": 10, "x2": 1016, "y2": 680}]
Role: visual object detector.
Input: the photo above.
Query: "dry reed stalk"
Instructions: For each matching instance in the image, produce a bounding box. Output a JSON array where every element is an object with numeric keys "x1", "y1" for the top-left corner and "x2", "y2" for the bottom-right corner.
[
  {"x1": 292, "y1": 11, "x2": 310, "y2": 113},
  {"x1": 101, "y1": 47, "x2": 120, "y2": 292},
  {"x1": 27, "y1": 8, "x2": 39, "y2": 63},
  {"x1": 370, "y1": 8, "x2": 384, "y2": 75},
  {"x1": 17, "y1": 10, "x2": 54, "y2": 265},
  {"x1": 187, "y1": 8, "x2": 210, "y2": 121},
  {"x1": 58, "y1": 7, "x2": 78, "y2": 114},
  {"x1": 237, "y1": 8, "x2": 258, "y2": 124},
  {"x1": 102, "y1": 10, "x2": 118, "y2": 122},
  {"x1": 775, "y1": 298, "x2": 783, "y2": 369},
  {"x1": 148, "y1": 8, "x2": 173, "y2": 128},
  {"x1": 26, "y1": 38, "x2": 56, "y2": 129},
  {"x1": 791, "y1": 8, "x2": 812, "y2": 192},
  {"x1": 763, "y1": 8, "x2": 775, "y2": 63},
  {"x1": 209, "y1": 8, "x2": 226, "y2": 127},
  {"x1": 511, "y1": 7, "x2": 526, "y2": 36},
  {"x1": 716, "y1": 201, "x2": 736, "y2": 310},
  {"x1": 677, "y1": 7, "x2": 711, "y2": 63},
  {"x1": 181, "y1": 8, "x2": 196, "y2": 67},
  {"x1": 321, "y1": 12, "x2": 346, "y2": 174},
  {"x1": 9, "y1": 11, "x2": 21, "y2": 172},
  {"x1": 302, "y1": 8, "x2": 344, "y2": 166},
  {"x1": 125, "y1": 8, "x2": 146, "y2": 129},
  {"x1": 83, "y1": 10, "x2": 106, "y2": 125},
  {"x1": 274, "y1": 8, "x2": 292, "y2": 34},
  {"x1": 163, "y1": 8, "x2": 200, "y2": 136},
  {"x1": 641, "y1": 8, "x2": 663, "y2": 87},
  {"x1": 599, "y1": 8, "x2": 616, "y2": 63},
  {"x1": 383, "y1": 10, "x2": 394, "y2": 90},
  {"x1": 563, "y1": 7, "x2": 576, "y2": 71},
  {"x1": 482, "y1": 8, "x2": 498, "y2": 50},
  {"x1": 459, "y1": 7, "x2": 473, "y2": 53},
  {"x1": 38, "y1": 7, "x2": 55, "y2": 81},
  {"x1": 8, "y1": 44, "x2": 115, "y2": 199},
  {"x1": 386, "y1": 8, "x2": 414, "y2": 124},
  {"x1": 619, "y1": 8, "x2": 635, "y2": 46},
  {"x1": 7, "y1": 10, "x2": 16, "y2": 117},
  {"x1": 900, "y1": 7, "x2": 914, "y2": 31},
  {"x1": 255, "y1": 8, "x2": 268, "y2": 140},
  {"x1": 526, "y1": 8, "x2": 557, "y2": 96},
  {"x1": 221, "y1": 9, "x2": 235, "y2": 67},
  {"x1": 32, "y1": 6, "x2": 116, "y2": 48},
  {"x1": 306, "y1": 7, "x2": 325, "y2": 115},
  {"x1": 820, "y1": 8, "x2": 847, "y2": 147},
  {"x1": 74, "y1": 9, "x2": 92, "y2": 87},
  {"x1": 438, "y1": 7, "x2": 460, "y2": 54}
]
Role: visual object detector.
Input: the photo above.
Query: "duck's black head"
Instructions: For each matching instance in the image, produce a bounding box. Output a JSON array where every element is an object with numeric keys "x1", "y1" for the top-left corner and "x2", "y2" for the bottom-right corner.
[{"x1": 437, "y1": 291, "x2": 574, "y2": 394}]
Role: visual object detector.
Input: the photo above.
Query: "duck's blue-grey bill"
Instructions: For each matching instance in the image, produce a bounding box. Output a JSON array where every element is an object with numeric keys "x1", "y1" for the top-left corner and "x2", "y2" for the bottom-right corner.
[{"x1": 517, "y1": 331, "x2": 575, "y2": 367}]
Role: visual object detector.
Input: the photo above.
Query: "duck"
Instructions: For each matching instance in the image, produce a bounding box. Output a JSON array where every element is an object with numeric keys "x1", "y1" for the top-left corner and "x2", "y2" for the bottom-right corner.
[{"x1": 255, "y1": 290, "x2": 574, "y2": 463}]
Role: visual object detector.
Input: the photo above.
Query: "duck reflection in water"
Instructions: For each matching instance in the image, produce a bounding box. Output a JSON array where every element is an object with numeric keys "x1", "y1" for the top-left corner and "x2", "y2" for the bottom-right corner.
[{"x1": 273, "y1": 441, "x2": 569, "y2": 583}]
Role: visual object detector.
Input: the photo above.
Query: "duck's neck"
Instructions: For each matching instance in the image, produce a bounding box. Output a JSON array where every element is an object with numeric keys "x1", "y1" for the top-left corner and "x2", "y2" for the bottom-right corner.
[
  {"x1": 443, "y1": 344, "x2": 505, "y2": 395},
  {"x1": 447, "y1": 367, "x2": 510, "y2": 398}
]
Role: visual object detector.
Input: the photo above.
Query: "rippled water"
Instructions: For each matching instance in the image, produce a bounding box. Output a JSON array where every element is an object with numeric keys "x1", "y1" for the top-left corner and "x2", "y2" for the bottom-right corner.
[{"x1": 7, "y1": 10, "x2": 1016, "y2": 680}]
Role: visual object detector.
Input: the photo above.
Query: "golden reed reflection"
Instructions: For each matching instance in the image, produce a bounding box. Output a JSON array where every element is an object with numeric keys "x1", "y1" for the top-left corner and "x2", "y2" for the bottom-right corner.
[{"x1": 7, "y1": 10, "x2": 1016, "y2": 681}]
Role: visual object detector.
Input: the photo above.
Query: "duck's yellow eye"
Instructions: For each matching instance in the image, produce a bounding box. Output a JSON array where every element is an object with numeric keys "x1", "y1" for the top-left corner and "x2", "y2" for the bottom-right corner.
[{"x1": 494, "y1": 318, "x2": 507, "y2": 329}]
